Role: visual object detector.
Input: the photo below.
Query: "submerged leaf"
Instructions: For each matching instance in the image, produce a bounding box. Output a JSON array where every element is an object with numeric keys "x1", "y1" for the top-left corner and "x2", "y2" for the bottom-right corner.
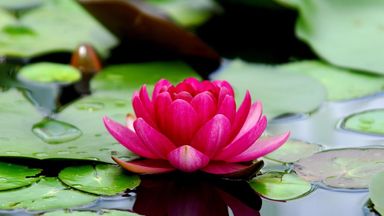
[
  {"x1": 250, "y1": 172, "x2": 312, "y2": 200},
  {"x1": 59, "y1": 164, "x2": 140, "y2": 196},
  {"x1": 294, "y1": 148, "x2": 384, "y2": 189},
  {"x1": 0, "y1": 177, "x2": 97, "y2": 210},
  {"x1": 341, "y1": 109, "x2": 384, "y2": 136},
  {"x1": 369, "y1": 172, "x2": 384, "y2": 215},
  {"x1": 0, "y1": 161, "x2": 42, "y2": 191},
  {"x1": 213, "y1": 60, "x2": 326, "y2": 118}
]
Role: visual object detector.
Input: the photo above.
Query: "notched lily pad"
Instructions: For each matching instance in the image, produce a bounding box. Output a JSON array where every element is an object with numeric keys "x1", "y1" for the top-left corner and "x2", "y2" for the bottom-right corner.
[
  {"x1": 250, "y1": 172, "x2": 312, "y2": 201},
  {"x1": 341, "y1": 109, "x2": 384, "y2": 136},
  {"x1": 294, "y1": 148, "x2": 384, "y2": 189},
  {"x1": 44, "y1": 210, "x2": 141, "y2": 216},
  {"x1": 369, "y1": 172, "x2": 384, "y2": 215},
  {"x1": 0, "y1": 161, "x2": 42, "y2": 191},
  {"x1": 59, "y1": 164, "x2": 140, "y2": 196},
  {"x1": 265, "y1": 139, "x2": 323, "y2": 163},
  {"x1": 18, "y1": 62, "x2": 81, "y2": 83},
  {"x1": 0, "y1": 177, "x2": 97, "y2": 210},
  {"x1": 213, "y1": 60, "x2": 326, "y2": 119},
  {"x1": 280, "y1": 61, "x2": 384, "y2": 101}
]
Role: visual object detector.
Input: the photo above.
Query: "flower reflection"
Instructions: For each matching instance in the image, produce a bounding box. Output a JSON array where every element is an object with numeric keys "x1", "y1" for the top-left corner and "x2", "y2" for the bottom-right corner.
[{"x1": 132, "y1": 174, "x2": 262, "y2": 216}]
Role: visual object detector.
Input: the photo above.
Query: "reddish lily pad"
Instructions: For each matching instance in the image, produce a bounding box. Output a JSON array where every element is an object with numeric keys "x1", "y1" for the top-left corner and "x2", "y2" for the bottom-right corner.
[
  {"x1": 294, "y1": 148, "x2": 384, "y2": 189},
  {"x1": 369, "y1": 172, "x2": 384, "y2": 215},
  {"x1": 341, "y1": 109, "x2": 384, "y2": 136}
]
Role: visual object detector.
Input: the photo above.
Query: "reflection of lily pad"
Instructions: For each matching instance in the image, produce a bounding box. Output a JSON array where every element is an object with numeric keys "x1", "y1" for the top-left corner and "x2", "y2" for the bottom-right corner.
[
  {"x1": 0, "y1": 178, "x2": 97, "y2": 210},
  {"x1": 0, "y1": 161, "x2": 42, "y2": 191},
  {"x1": 0, "y1": 0, "x2": 117, "y2": 57},
  {"x1": 265, "y1": 139, "x2": 322, "y2": 163},
  {"x1": 18, "y1": 62, "x2": 81, "y2": 83},
  {"x1": 91, "y1": 61, "x2": 198, "y2": 94},
  {"x1": 294, "y1": 148, "x2": 384, "y2": 189},
  {"x1": 341, "y1": 109, "x2": 384, "y2": 136},
  {"x1": 0, "y1": 89, "x2": 134, "y2": 162},
  {"x1": 295, "y1": 0, "x2": 384, "y2": 75},
  {"x1": 59, "y1": 164, "x2": 140, "y2": 196},
  {"x1": 369, "y1": 172, "x2": 384, "y2": 215},
  {"x1": 213, "y1": 60, "x2": 326, "y2": 118},
  {"x1": 280, "y1": 61, "x2": 384, "y2": 101},
  {"x1": 250, "y1": 172, "x2": 312, "y2": 200},
  {"x1": 44, "y1": 210, "x2": 141, "y2": 216}
]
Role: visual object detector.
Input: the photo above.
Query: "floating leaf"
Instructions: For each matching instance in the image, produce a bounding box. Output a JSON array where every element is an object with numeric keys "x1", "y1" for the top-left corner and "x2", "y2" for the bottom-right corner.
[
  {"x1": 265, "y1": 139, "x2": 322, "y2": 163},
  {"x1": 341, "y1": 109, "x2": 384, "y2": 136},
  {"x1": 59, "y1": 164, "x2": 140, "y2": 196},
  {"x1": 250, "y1": 172, "x2": 312, "y2": 200},
  {"x1": 0, "y1": 177, "x2": 97, "y2": 210},
  {"x1": 0, "y1": 0, "x2": 117, "y2": 57},
  {"x1": 369, "y1": 172, "x2": 384, "y2": 215},
  {"x1": 44, "y1": 210, "x2": 141, "y2": 216},
  {"x1": 0, "y1": 161, "x2": 41, "y2": 191},
  {"x1": 295, "y1": 0, "x2": 384, "y2": 75},
  {"x1": 213, "y1": 60, "x2": 326, "y2": 118},
  {"x1": 18, "y1": 63, "x2": 81, "y2": 83},
  {"x1": 280, "y1": 61, "x2": 384, "y2": 101},
  {"x1": 294, "y1": 148, "x2": 384, "y2": 189}
]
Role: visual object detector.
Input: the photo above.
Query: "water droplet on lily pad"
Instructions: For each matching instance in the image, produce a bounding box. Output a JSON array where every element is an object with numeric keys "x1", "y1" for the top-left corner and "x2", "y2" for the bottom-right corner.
[
  {"x1": 75, "y1": 102, "x2": 104, "y2": 111},
  {"x1": 341, "y1": 109, "x2": 384, "y2": 135},
  {"x1": 33, "y1": 152, "x2": 49, "y2": 158},
  {"x1": 32, "y1": 118, "x2": 82, "y2": 144}
]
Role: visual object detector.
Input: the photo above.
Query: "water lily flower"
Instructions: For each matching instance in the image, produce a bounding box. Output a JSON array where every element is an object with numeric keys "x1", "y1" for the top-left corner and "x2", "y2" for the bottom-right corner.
[{"x1": 104, "y1": 78, "x2": 289, "y2": 176}]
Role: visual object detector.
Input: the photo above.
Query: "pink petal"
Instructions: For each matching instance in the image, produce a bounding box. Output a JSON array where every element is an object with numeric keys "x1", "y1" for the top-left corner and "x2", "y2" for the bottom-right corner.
[
  {"x1": 139, "y1": 85, "x2": 154, "y2": 116},
  {"x1": 201, "y1": 161, "x2": 263, "y2": 178},
  {"x1": 103, "y1": 116, "x2": 159, "y2": 159},
  {"x1": 173, "y1": 91, "x2": 193, "y2": 102},
  {"x1": 152, "y1": 79, "x2": 172, "y2": 100},
  {"x1": 134, "y1": 118, "x2": 177, "y2": 159},
  {"x1": 214, "y1": 116, "x2": 267, "y2": 160},
  {"x1": 190, "y1": 91, "x2": 216, "y2": 124},
  {"x1": 154, "y1": 92, "x2": 172, "y2": 129},
  {"x1": 228, "y1": 132, "x2": 290, "y2": 163},
  {"x1": 213, "y1": 80, "x2": 235, "y2": 96},
  {"x1": 112, "y1": 157, "x2": 175, "y2": 174},
  {"x1": 164, "y1": 99, "x2": 199, "y2": 146},
  {"x1": 132, "y1": 93, "x2": 156, "y2": 127},
  {"x1": 217, "y1": 95, "x2": 236, "y2": 123},
  {"x1": 191, "y1": 114, "x2": 231, "y2": 157},
  {"x1": 236, "y1": 101, "x2": 263, "y2": 138},
  {"x1": 167, "y1": 145, "x2": 210, "y2": 172},
  {"x1": 231, "y1": 90, "x2": 252, "y2": 138}
]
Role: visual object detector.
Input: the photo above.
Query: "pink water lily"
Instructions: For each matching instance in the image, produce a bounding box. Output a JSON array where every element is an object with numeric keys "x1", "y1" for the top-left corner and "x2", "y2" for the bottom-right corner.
[{"x1": 104, "y1": 78, "x2": 289, "y2": 175}]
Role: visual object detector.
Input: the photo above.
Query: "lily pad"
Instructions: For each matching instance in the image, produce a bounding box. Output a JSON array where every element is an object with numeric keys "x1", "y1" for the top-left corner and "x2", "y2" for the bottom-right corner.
[
  {"x1": 341, "y1": 109, "x2": 384, "y2": 136},
  {"x1": 0, "y1": 161, "x2": 42, "y2": 191},
  {"x1": 44, "y1": 210, "x2": 141, "y2": 216},
  {"x1": 91, "y1": 61, "x2": 198, "y2": 94},
  {"x1": 0, "y1": 0, "x2": 117, "y2": 57},
  {"x1": 0, "y1": 0, "x2": 42, "y2": 11},
  {"x1": 250, "y1": 172, "x2": 312, "y2": 200},
  {"x1": 369, "y1": 172, "x2": 384, "y2": 215},
  {"x1": 0, "y1": 177, "x2": 97, "y2": 210},
  {"x1": 59, "y1": 164, "x2": 140, "y2": 196},
  {"x1": 280, "y1": 61, "x2": 384, "y2": 101},
  {"x1": 18, "y1": 62, "x2": 81, "y2": 83},
  {"x1": 213, "y1": 60, "x2": 326, "y2": 118},
  {"x1": 0, "y1": 89, "x2": 134, "y2": 163},
  {"x1": 294, "y1": 148, "x2": 384, "y2": 189},
  {"x1": 295, "y1": 0, "x2": 384, "y2": 75},
  {"x1": 265, "y1": 139, "x2": 323, "y2": 163}
]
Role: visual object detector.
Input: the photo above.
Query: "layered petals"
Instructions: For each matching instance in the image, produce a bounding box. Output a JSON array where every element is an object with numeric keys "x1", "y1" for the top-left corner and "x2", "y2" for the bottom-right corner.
[{"x1": 168, "y1": 145, "x2": 210, "y2": 172}]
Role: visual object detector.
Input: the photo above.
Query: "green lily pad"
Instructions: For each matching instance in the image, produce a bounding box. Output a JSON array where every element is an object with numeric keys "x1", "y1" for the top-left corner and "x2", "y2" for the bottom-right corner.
[
  {"x1": 0, "y1": 89, "x2": 134, "y2": 163},
  {"x1": 369, "y1": 172, "x2": 384, "y2": 215},
  {"x1": 295, "y1": 0, "x2": 384, "y2": 75},
  {"x1": 0, "y1": 0, "x2": 117, "y2": 57},
  {"x1": 265, "y1": 139, "x2": 323, "y2": 163},
  {"x1": 294, "y1": 148, "x2": 384, "y2": 189},
  {"x1": 145, "y1": 0, "x2": 219, "y2": 27},
  {"x1": 44, "y1": 210, "x2": 141, "y2": 216},
  {"x1": 0, "y1": 161, "x2": 42, "y2": 191},
  {"x1": 18, "y1": 62, "x2": 81, "y2": 83},
  {"x1": 91, "y1": 61, "x2": 198, "y2": 95},
  {"x1": 250, "y1": 172, "x2": 312, "y2": 200},
  {"x1": 213, "y1": 60, "x2": 326, "y2": 118},
  {"x1": 280, "y1": 61, "x2": 384, "y2": 101},
  {"x1": 341, "y1": 109, "x2": 384, "y2": 136},
  {"x1": 59, "y1": 164, "x2": 140, "y2": 196},
  {"x1": 0, "y1": 177, "x2": 97, "y2": 210},
  {"x1": 0, "y1": 0, "x2": 42, "y2": 11}
]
